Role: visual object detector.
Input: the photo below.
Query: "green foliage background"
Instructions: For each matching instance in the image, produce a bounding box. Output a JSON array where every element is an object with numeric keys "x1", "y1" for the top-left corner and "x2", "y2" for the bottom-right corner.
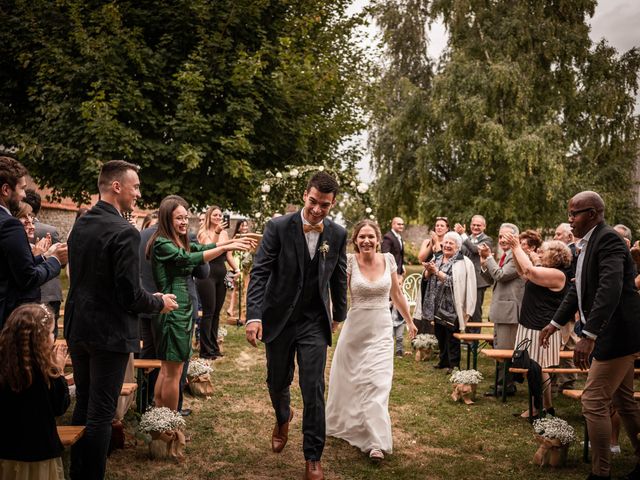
[
  {"x1": 0, "y1": 0, "x2": 369, "y2": 211},
  {"x1": 369, "y1": 0, "x2": 640, "y2": 234}
]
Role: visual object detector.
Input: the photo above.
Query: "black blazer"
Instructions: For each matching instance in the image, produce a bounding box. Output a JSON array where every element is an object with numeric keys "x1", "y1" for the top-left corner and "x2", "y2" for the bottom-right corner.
[
  {"x1": 0, "y1": 208, "x2": 61, "y2": 326},
  {"x1": 552, "y1": 223, "x2": 640, "y2": 360},
  {"x1": 246, "y1": 211, "x2": 348, "y2": 345},
  {"x1": 381, "y1": 231, "x2": 404, "y2": 274},
  {"x1": 64, "y1": 201, "x2": 163, "y2": 353}
]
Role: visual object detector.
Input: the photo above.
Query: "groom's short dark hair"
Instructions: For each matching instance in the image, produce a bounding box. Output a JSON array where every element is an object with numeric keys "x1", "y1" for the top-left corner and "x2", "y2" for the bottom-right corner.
[{"x1": 306, "y1": 171, "x2": 339, "y2": 198}]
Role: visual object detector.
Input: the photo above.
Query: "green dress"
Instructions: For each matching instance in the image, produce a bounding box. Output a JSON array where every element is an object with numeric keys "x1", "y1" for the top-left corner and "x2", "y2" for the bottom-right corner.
[{"x1": 152, "y1": 236, "x2": 215, "y2": 362}]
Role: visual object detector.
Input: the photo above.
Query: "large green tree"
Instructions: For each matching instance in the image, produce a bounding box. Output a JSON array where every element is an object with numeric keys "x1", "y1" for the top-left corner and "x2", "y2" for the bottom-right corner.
[
  {"x1": 370, "y1": 0, "x2": 640, "y2": 232},
  {"x1": 0, "y1": 0, "x2": 368, "y2": 210}
]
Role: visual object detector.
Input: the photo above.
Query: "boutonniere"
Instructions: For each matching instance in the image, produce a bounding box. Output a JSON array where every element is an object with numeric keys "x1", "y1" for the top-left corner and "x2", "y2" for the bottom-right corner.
[{"x1": 318, "y1": 241, "x2": 330, "y2": 259}]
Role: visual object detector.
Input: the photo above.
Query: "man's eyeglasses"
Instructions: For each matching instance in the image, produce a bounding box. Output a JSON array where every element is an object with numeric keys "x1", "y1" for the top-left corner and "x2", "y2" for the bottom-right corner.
[{"x1": 568, "y1": 208, "x2": 594, "y2": 219}]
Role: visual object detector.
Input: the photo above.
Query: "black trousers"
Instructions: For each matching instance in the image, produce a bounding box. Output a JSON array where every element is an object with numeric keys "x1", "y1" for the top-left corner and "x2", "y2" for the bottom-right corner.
[
  {"x1": 69, "y1": 344, "x2": 130, "y2": 480},
  {"x1": 265, "y1": 317, "x2": 327, "y2": 461},
  {"x1": 138, "y1": 315, "x2": 159, "y2": 410},
  {"x1": 434, "y1": 322, "x2": 461, "y2": 368},
  {"x1": 196, "y1": 275, "x2": 226, "y2": 358},
  {"x1": 46, "y1": 300, "x2": 61, "y2": 339}
]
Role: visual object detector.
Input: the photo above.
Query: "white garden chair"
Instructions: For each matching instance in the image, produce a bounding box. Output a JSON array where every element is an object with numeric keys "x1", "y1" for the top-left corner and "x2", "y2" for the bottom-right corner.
[{"x1": 402, "y1": 273, "x2": 422, "y2": 316}]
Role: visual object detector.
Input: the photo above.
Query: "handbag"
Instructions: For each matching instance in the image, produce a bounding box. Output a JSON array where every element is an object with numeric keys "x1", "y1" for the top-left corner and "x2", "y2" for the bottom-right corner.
[
  {"x1": 511, "y1": 338, "x2": 532, "y2": 369},
  {"x1": 433, "y1": 283, "x2": 458, "y2": 332}
]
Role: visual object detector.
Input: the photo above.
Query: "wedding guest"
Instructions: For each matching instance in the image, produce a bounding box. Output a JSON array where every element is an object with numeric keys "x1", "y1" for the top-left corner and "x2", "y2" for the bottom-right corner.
[
  {"x1": 0, "y1": 156, "x2": 66, "y2": 328},
  {"x1": 24, "y1": 189, "x2": 64, "y2": 338},
  {"x1": 326, "y1": 220, "x2": 417, "y2": 461},
  {"x1": 10, "y1": 202, "x2": 46, "y2": 305},
  {"x1": 480, "y1": 223, "x2": 525, "y2": 397},
  {"x1": 519, "y1": 229, "x2": 542, "y2": 264},
  {"x1": 418, "y1": 216, "x2": 450, "y2": 262},
  {"x1": 506, "y1": 235, "x2": 572, "y2": 417},
  {"x1": 382, "y1": 217, "x2": 406, "y2": 355},
  {"x1": 141, "y1": 211, "x2": 159, "y2": 231},
  {"x1": 196, "y1": 206, "x2": 241, "y2": 359},
  {"x1": 64, "y1": 160, "x2": 178, "y2": 480},
  {"x1": 228, "y1": 219, "x2": 253, "y2": 321},
  {"x1": 0, "y1": 304, "x2": 70, "y2": 480},
  {"x1": 419, "y1": 232, "x2": 476, "y2": 373},
  {"x1": 148, "y1": 198, "x2": 252, "y2": 411},
  {"x1": 614, "y1": 224, "x2": 632, "y2": 249}
]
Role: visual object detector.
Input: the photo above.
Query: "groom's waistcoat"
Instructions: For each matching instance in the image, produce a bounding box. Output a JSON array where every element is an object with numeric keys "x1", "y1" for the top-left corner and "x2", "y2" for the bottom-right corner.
[{"x1": 294, "y1": 235, "x2": 323, "y2": 318}]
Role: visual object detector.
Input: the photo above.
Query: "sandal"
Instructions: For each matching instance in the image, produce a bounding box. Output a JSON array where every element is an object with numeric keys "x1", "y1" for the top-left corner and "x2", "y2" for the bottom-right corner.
[{"x1": 369, "y1": 449, "x2": 384, "y2": 461}]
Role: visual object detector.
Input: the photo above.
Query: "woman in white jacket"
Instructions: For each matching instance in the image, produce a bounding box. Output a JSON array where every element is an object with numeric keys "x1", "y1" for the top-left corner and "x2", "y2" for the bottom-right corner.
[{"x1": 419, "y1": 232, "x2": 476, "y2": 373}]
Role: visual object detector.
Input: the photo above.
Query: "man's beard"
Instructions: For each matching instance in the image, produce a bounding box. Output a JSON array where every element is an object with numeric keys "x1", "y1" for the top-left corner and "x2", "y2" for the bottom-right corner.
[{"x1": 7, "y1": 194, "x2": 21, "y2": 213}]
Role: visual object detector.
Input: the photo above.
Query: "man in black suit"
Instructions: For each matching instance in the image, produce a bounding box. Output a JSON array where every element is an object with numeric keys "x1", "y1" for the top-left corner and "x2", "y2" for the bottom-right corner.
[
  {"x1": 23, "y1": 189, "x2": 64, "y2": 337},
  {"x1": 460, "y1": 215, "x2": 492, "y2": 333},
  {"x1": 65, "y1": 160, "x2": 178, "y2": 480},
  {"x1": 541, "y1": 191, "x2": 640, "y2": 480},
  {"x1": 246, "y1": 172, "x2": 347, "y2": 480},
  {"x1": 382, "y1": 217, "x2": 405, "y2": 276},
  {"x1": 0, "y1": 156, "x2": 67, "y2": 328}
]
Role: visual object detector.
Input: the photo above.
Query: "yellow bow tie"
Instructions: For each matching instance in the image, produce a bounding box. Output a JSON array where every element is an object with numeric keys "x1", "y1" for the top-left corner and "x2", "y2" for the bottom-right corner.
[{"x1": 303, "y1": 223, "x2": 324, "y2": 234}]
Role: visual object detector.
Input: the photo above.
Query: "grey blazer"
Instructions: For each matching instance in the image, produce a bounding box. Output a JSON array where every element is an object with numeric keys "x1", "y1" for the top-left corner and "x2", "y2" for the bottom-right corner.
[
  {"x1": 481, "y1": 251, "x2": 525, "y2": 324},
  {"x1": 34, "y1": 221, "x2": 63, "y2": 303}
]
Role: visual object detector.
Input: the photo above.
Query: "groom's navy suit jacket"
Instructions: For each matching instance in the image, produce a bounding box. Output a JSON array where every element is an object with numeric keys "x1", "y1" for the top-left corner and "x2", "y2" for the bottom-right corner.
[{"x1": 246, "y1": 211, "x2": 348, "y2": 345}]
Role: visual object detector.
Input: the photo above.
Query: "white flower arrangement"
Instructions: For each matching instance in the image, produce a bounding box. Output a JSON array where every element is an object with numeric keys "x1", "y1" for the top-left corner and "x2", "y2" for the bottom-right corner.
[
  {"x1": 187, "y1": 358, "x2": 213, "y2": 378},
  {"x1": 365, "y1": 207, "x2": 372, "y2": 214},
  {"x1": 411, "y1": 334, "x2": 438, "y2": 349},
  {"x1": 449, "y1": 369, "x2": 484, "y2": 385},
  {"x1": 138, "y1": 407, "x2": 186, "y2": 434},
  {"x1": 218, "y1": 327, "x2": 228, "y2": 338},
  {"x1": 261, "y1": 183, "x2": 271, "y2": 193},
  {"x1": 318, "y1": 241, "x2": 330, "y2": 258},
  {"x1": 533, "y1": 417, "x2": 576, "y2": 445},
  {"x1": 290, "y1": 168, "x2": 299, "y2": 178},
  {"x1": 356, "y1": 182, "x2": 369, "y2": 194}
]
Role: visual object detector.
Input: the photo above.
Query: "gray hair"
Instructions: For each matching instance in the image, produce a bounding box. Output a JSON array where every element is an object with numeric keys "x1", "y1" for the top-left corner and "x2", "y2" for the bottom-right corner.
[
  {"x1": 499, "y1": 223, "x2": 519, "y2": 235},
  {"x1": 614, "y1": 224, "x2": 632, "y2": 241},
  {"x1": 556, "y1": 223, "x2": 572, "y2": 235},
  {"x1": 443, "y1": 231, "x2": 463, "y2": 249},
  {"x1": 471, "y1": 214, "x2": 486, "y2": 225}
]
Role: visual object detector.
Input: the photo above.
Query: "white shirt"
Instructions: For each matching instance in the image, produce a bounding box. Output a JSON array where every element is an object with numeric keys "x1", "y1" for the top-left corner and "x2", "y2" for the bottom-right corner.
[
  {"x1": 0, "y1": 204, "x2": 10, "y2": 216},
  {"x1": 301, "y1": 210, "x2": 321, "y2": 259},
  {"x1": 551, "y1": 225, "x2": 597, "y2": 339}
]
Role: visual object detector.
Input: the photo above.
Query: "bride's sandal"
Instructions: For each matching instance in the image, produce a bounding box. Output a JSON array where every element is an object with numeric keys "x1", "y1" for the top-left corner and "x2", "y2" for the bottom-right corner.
[{"x1": 369, "y1": 449, "x2": 384, "y2": 462}]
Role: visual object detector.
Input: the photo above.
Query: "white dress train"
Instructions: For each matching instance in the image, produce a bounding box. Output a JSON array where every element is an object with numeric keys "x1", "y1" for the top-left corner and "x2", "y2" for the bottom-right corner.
[{"x1": 326, "y1": 252, "x2": 396, "y2": 454}]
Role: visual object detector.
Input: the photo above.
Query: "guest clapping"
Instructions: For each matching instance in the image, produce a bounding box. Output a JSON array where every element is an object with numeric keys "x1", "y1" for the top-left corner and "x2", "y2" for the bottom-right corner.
[
  {"x1": 506, "y1": 233, "x2": 572, "y2": 417},
  {"x1": 0, "y1": 304, "x2": 70, "y2": 479},
  {"x1": 418, "y1": 217, "x2": 450, "y2": 262},
  {"x1": 420, "y1": 232, "x2": 476, "y2": 373}
]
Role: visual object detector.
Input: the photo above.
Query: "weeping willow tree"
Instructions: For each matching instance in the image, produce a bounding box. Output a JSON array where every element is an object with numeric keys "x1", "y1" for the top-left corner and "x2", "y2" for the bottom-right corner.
[{"x1": 370, "y1": 0, "x2": 640, "y2": 232}]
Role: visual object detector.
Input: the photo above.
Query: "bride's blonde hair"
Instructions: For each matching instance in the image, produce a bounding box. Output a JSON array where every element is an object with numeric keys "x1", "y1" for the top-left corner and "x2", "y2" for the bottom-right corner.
[{"x1": 351, "y1": 219, "x2": 382, "y2": 253}]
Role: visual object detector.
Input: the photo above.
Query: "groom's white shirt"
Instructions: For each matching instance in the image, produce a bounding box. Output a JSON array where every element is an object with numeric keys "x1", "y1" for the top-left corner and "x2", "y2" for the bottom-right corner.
[{"x1": 245, "y1": 210, "x2": 322, "y2": 326}]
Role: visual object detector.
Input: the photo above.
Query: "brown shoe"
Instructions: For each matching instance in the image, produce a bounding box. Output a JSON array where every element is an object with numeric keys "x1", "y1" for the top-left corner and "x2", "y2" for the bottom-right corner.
[
  {"x1": 303, "y1": 460, "x2": 324, "y2": 480},
  {"x1": 271, "y1": 408, "x2": 294, "y2": 453}
]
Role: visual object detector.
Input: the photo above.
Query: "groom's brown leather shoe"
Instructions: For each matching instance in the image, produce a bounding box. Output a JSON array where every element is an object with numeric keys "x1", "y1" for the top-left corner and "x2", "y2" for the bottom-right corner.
[
  {"x1": 303, "y1": 460, "x2": 324, "y2": 480},
  {"x1": 271, "y1": 408, "x2": 294, "y2": 453}
]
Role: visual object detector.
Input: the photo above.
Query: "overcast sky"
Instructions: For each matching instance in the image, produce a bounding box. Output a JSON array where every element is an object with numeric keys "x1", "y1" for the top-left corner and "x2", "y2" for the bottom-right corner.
[{"x1": 352, "y1": 0, "x2": 640, "y2": 181}]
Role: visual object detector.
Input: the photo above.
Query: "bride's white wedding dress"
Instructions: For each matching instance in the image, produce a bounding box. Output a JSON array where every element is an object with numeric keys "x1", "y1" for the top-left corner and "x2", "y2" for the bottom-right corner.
[{"x1": 326, "y1": 252, "x2": 396, "y2": 454}]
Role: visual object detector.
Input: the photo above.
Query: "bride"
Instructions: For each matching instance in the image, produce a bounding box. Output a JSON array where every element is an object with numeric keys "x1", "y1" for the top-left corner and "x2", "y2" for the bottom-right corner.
[{"x1": 326, "y1": 219, "x2": 417, "y2": 461}]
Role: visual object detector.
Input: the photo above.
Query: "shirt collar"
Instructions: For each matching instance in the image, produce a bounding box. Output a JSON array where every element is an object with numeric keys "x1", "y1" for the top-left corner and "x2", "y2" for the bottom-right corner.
[
  {"x1": 392, "y1": 230, "x2": 402, "y2": 240},
  {"x1": 0, "y1": 204, "x2": 10, "y2": 216},
  {"x1": 300, "y1": 209, "x2": 323, "y2": 228},
  {"x1": 578, "y1": 225, "x2": 597, "y2": 249}
]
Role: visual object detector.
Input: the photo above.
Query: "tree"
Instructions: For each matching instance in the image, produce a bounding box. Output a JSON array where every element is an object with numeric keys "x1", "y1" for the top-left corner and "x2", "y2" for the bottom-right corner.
[
  {"x1": 0, "y1": 0, "x2": 369, "y2": 211},
  {"x1": 370, "y1": 0, "x2": 640, "y2": 232}
]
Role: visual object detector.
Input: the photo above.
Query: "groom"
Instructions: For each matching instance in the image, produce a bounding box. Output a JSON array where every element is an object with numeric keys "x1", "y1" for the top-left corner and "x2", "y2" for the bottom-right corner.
[{"x1": 246, "y1": 171, "x2": 347, "y2": 480}]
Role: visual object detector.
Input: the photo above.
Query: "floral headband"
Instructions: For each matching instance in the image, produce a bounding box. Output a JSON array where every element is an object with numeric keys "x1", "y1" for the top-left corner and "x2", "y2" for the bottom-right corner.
[{"x1": 39, "y1": 304, "x2": 53, "y2": 326}]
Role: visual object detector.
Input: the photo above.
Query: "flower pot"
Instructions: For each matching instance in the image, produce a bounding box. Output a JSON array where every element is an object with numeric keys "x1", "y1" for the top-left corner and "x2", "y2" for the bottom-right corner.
[
  {"x1": 149, "y1": 430, "x2": 186, "y2": 460},
  {"x1": 188, "y1": 374, "x2": 213, "y2": 397},
  {"x1": 451, "y1": 383, "x2": 477, "y2": 404},
  {"x1": 415, "y1": 347, "x2": 434, "y2": 362},
  {"x1": 533, "y1": 434, "x2": 570, "y2": 467}
]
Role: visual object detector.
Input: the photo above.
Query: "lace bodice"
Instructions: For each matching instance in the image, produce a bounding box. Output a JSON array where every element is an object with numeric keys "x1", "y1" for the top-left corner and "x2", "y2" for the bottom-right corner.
[{"x1": 347, "y1": 253, "x2": 396, "y2": 308}]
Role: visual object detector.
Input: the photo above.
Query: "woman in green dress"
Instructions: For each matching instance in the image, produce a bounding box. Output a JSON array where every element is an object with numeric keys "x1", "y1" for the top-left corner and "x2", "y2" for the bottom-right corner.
[{"x1": 146, "y1": 197, "x2": 253, "y2": 411}]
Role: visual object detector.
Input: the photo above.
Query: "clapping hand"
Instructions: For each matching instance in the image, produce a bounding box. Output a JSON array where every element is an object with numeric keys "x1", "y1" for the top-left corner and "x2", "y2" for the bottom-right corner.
[
  {"x1": 503, "y1": 232, "x2": 519, "y2": 250},
  {"x1": 53, "y1": 342, "x2": 69, "y2": 372},
  {"x1": 33, "y1": 233, "x2": 52, "y2": 256},
  {"x1": 454, "y1": 223, "x2": 466, "y2": 235},
  {"x1": 47, "y1": 242, "x2": 68, "y2": 265},
  {"x1": 423, "y1": 261, "x2": 437, "y2": 274},
  {"x1": 478, "y1": 243, "x2": 491, "y2": 259}
]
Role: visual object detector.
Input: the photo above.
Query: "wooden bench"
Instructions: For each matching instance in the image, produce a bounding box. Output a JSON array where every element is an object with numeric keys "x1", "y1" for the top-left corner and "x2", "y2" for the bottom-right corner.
[
  {"x1": 57, "y1": 426, "x2": 85, "y2": 447},
  {"x1": 453, "y1": 333, "x2": 494, "y2": 369},
  {"x1": 64, "y1": 374, "x2": 138, "y2": 397},
  {"x1": 480, "y1": 349, "x2": 574, "y2": 402},
  {"x1": 133, "y1": 359, "x2": 162, "y2": 412},
  {"x1": 465, "y1": 322, "x2": 494, "y2": 329}
]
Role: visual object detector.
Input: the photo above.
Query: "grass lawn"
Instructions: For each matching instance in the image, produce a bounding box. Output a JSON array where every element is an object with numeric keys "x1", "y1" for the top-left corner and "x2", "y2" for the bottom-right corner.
[{"x1": 59, "y1": 266, "x2": 638, "y2": 479}]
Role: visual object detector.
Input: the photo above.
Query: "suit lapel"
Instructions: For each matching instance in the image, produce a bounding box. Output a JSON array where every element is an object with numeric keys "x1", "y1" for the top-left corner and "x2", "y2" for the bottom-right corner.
[
  {"x1": 581, "y1": 223, "x2": 603, "y2": 300},
  {"x1": 291, "y1": 212, "x2": 305, "y2": 276},
  {"x1": 318, "y1": 219, "x2": 333, "y2": 286}
]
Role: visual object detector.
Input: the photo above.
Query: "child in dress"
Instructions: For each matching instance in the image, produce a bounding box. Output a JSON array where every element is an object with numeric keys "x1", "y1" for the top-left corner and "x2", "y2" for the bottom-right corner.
[{"x1": 0, "y1": 304, "x2": 70, "y2": 480}]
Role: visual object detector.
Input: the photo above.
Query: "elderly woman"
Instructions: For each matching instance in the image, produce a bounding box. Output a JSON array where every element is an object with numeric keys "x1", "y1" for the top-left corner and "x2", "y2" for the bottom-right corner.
[
  {"x1": 505, "y1": 233, "x2": 572, "y2": 417},
  {"x1": 480, "y1": 223, "x2": 526, "y2": 396},
  {"x1": 420, "y1": 232, "x2": 476, "y2": 373},
  {"x1": 519, "y1": 229, "x2": 543, "y2": 264}
]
